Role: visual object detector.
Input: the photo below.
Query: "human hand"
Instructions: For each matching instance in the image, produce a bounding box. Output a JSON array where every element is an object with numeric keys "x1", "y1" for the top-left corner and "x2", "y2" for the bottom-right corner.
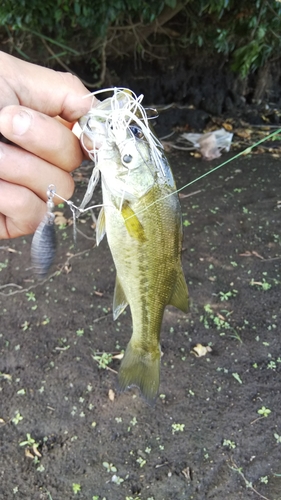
[{"x1": 0, "y1": 51, "x2": 97, "y2": 239}]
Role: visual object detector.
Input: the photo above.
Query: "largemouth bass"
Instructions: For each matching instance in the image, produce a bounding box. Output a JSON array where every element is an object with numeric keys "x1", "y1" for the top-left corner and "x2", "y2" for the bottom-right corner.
[{"x1": 79, "y1": 89, "x2": 188, "y2": 403}]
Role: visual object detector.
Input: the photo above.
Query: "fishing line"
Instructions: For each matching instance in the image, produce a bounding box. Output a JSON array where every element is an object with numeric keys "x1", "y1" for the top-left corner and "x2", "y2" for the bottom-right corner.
[
  {"x1": 80, "y1": 87, "x2": 281, "y2": 221},
  {"x1": 124, "y1": 127, "x2": 281, "y2": 221}
]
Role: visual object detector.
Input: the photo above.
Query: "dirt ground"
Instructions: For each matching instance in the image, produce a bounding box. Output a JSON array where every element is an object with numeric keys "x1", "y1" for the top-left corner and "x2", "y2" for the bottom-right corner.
[{"x1": 0, "y1": 143, "x2": 280, "y2": 500}]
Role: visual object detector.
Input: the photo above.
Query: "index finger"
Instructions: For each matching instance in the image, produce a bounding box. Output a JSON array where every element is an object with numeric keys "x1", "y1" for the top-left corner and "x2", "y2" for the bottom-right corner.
[{"x1": 0, "y1": 51, "x2": 95, "y2": 121}]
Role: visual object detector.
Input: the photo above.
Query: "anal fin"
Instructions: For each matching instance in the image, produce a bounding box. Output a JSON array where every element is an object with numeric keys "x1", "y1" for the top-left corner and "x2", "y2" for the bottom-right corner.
[{"x1": 169, "y1": 270, "x2": 189, "y2": 313}]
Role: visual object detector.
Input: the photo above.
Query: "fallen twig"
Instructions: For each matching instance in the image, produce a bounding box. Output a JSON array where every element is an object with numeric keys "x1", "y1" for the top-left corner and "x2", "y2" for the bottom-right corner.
[
  {"x1": 179, "y1": 189, "x2": 202, "y2": 199},
  {"x1": 0, "y1": 246, "x2": 18, "y2": 253}
]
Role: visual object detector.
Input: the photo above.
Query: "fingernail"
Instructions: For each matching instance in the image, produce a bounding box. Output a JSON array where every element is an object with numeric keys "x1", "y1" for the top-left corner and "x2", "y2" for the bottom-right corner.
[{"x1": 12, "y1": 111, "x2": 32, "y2": 135}]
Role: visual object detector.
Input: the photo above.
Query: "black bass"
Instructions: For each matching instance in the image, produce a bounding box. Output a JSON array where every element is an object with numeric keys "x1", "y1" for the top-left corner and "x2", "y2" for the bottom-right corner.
[{"x1": 79, "y1": 89, "x2": 188, "y2": 403}]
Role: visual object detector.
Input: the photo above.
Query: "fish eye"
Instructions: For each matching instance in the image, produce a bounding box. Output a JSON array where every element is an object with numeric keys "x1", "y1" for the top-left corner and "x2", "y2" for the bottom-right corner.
[
  {"x1": 122, "y1": 154, "x2": 133, "y2": 164},
  {"x1": 129, "y1": 125, "x2": 143, "y2": 139}
]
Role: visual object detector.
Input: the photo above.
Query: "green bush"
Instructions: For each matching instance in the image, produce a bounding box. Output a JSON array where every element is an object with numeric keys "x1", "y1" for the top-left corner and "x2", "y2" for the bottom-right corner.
[{"x1": 1, "y1": 0, "x2": 281, "y2": 80}]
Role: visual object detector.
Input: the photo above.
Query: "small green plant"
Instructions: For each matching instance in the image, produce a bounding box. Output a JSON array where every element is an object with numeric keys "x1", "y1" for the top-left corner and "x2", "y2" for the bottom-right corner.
[
  {"x1": 21, "y1": 320, "x2": 30, "y2": 331},
  {"x1": 250, "y1": 278, "x2": 272, "y2": 291},
  {"x1": 76, "y1": 328, "x2": 84, "y2": 337},
  {"x1": 218, "y1": 290, "x2": 238, "y2": 301},
  {"x1": 92, "y1": 352, "x2": 112, "y2": 369},
  {"x1": 259, "y1": 476, "x2": 269, "y2": 484},
  {"x1": 19, "y1": 433, "x2": 39, "y2": 449},
  {"x1": 274, "y1": 432, "x2": 281, "y2": 444},
  {"x1": 12, "y1": 411, "x2": 23, "y2": 425},
  {"x1": 232, "y1": 372, "x2": 242, "y2": 384},
  {"x1": 102, "y1": 462, "x2": 117, "y2": 473},
  {"x1": 223, "y1": 439, "x2": 236, "y2": 449},
  {"x1": 267, "y1": 360, "x2": 277, "y2": 370},
  {"x1": 26, "y1": 292, "x2": 36, "y2": 301},
  {"x1": 41, "y1": 316, "x2": 50, "y2": 325},
  {"x1": 72, "y1": 483, "x2": 81, "y2": 494},
  {"x1": 257, "y1": 406, "x2": 271, "y2": 418},
  {"x1": 111, "y1": 474, "x2": 124, "y2": 484},
  {"x1": 0, "y1": 259, "x2": 8, "y2": 271},
  {"x1": 17, "y1": 388, "x2": 26, "y2": 395},
  {"x1": 200, "y1": 304, "x2": 242, "y2": 342},
  {"x1": 172, "y1": 423, "x2": 185, "y2": 434},
  {"x1": 136, "y1": 457, "x2": 146, "y2": 467}
]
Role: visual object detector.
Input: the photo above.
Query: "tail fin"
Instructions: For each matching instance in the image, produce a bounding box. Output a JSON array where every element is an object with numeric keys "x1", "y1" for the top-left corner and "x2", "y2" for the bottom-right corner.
[{"x1": 118, "y1": 341, "x2": 160, "y2": 405}]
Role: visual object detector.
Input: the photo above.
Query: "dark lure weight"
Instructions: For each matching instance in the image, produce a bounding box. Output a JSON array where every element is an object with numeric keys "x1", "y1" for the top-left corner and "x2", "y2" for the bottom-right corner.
[
  {"x1": 31, "y1": 212, "x2": 56, "y2": 277},
  {"x1": 31, "y1": 186, "x2": 56, "y2": 277}
]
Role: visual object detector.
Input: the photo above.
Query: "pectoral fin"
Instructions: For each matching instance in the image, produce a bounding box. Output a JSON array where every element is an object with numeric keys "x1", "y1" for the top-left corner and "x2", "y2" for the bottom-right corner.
[
  {"x1": 121, "y1": 204, "x2": 146, "y2": 242},
  {"x1": 96, "y1": 207, "x2": 106, "y2": 246},
  {"x1": 113, "y1": 276, "x2": 129, "y2": 320},
  {"x1": 169, "y1": 271, "x2": 189, "y2": 313}
]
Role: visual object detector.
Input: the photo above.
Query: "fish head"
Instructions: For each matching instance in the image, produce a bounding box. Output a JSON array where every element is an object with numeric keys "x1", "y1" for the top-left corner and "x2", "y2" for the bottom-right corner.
[
  {"x1": 79, "y1": 88, "x2": 176, "y2": 203},
  {"x1": 98, "y1": 123, "x2": 156, "y2": 202}
]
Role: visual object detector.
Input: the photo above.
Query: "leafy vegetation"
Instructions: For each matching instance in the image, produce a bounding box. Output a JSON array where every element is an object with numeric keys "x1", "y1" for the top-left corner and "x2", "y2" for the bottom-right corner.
[{"x1": 1, "y1": 0, "x2": 281, "y2": 83}]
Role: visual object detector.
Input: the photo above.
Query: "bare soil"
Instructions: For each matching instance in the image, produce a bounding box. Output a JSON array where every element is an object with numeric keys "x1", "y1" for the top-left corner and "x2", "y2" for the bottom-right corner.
[{"x1": 0, "y1": 147, "x2": 280, "y2": 500}]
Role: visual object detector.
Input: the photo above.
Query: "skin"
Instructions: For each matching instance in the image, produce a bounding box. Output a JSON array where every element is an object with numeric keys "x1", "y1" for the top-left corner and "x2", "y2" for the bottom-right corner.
[{"x1": 0, "y1": 51, "x2": 98, "y2": 239}]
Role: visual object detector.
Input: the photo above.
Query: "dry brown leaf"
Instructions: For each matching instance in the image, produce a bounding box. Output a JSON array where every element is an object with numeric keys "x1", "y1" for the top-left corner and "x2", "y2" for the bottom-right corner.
[
  {"x1": 112, "y1": 353, "x2": 124, "y2": 360},
  {"x1": 25, "y1": 449, "x2": 35, "y2": 459},
  {"x1": 33, "y1": 445, "x2": 42, "y2": 457},
  {"x1": 235, "y1": 128, "x2": 252, "y2": 139},
  {"x1": 0, "y1": 373, "x2": 12, "y2": 381},
  {"x1": 261, "y1": 114, "x2": 270, "y2": 123},
  {"x1": 108, "y1": 389, "x2": 115, "y2": 401},
  {"x1": 191, "y1": 344, "x2": 212, "y2": 357},
  {"x1": 182, "y1": 467, "x2": 192, "y2": 480},
  {"x1": 222, "y1": 122, "x2": 233, "y2": 131},
  {"x1": 54, "y1": 213, "x2": 68, "y2": 226}
]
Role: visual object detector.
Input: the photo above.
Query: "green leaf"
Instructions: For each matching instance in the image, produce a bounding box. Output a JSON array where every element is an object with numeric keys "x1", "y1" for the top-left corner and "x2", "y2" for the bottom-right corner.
[{"x1": 165, "y1": 0, "x2": 177, "y2": 8}]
